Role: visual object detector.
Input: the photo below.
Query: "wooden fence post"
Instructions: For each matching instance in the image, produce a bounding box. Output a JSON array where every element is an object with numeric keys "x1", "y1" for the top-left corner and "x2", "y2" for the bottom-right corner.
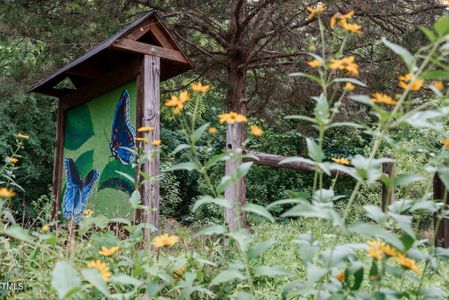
[
  {"x1": 139, "y1": 54, "x2": 161, "y2": 243},
  {"x1": 433, "y1": 173, "x2": 449, "y2": 248},
  {"x1": 381, "y1": 161, "x2": 394, "y2": 211}
]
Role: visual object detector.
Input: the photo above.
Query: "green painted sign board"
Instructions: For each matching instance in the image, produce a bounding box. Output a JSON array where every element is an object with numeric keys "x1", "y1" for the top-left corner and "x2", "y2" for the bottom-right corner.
[{"x1": 61, "y1": 81, "x2": 136, "y2": 220}]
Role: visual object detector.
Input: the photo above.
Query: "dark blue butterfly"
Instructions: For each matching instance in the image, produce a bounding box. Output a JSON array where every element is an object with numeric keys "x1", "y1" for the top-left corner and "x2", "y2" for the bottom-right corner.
[
  {"x1": 109, "y1": 90, "x2": 136, "y2": 165},
  {"x1": 62, "y1": 157, "x2": 99, "y2": 221}
]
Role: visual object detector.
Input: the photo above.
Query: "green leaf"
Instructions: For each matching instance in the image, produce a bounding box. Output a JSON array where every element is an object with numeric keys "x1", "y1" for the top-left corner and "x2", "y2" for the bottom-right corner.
[
  {"x1": 434, "y1": 15, "x2": 449, "y2": 36},
  {"x1": 420, "y1": 70, "x2": 449, "y2": 80},
  {"x1": 5, "y1": 225, "x2": 33, "y2": 243},
  {"x1": 204, "y1": 153, "x2": 230, "y2": 169},
  {"x1": 253, "y1": 266, "x2": 290, "y2": 277},
  {"x1": 306, "y1": 138, "x2": 324, "y2": 162},
  {"x1": 289, "y1": 72, "x2": 321, "y2": 85},
  {"x1": 210, "y1": 270, "x2": 246, "y2": 286},
  {"x1": 197, "y1": 224, "x2": 227, "y2": 236},
  {"x1": 51, "y1": 261, "x2": 81, "y2": 300},
  {"x1": 166, "y1": 162, "x2": 198, "y2": 172},
  {"x1": 393, "y1": 174, "x2": 426, "y2": 186},
  {"x1": 192, "y1": 196, "x2": 232, "y2": 212},
  {"x1": 382, "y1": 38, "x2": 415, "y2": 70},
  {"x1": 348, "y1": 262, "x2": 364, "y2": 291},
  {"x1": 243, "y1": 203, "x2": 274, "y2": 222},
  {"x1": 266, "y1": 198, "x2": 303, "y2": 210},
  {"x1": 285, "y1": 115, "x2": 316, "y2": 124},
  {"x1": 234, "y1": 162, "x2": 253, "y2": 179},
  {"x1": 419, "y1": 26, "x2": 437, "y2": 42},
  {"x1": 232, "y1": 292, "x2": 255, "y2": 300},
  {"x1": 247, "y1": 240, "x2": 276, "y2": 260},
  {"x1": 129, "y1": 190, "x2": 141, "y2": 208},
  {"x1": 228, "y1": 229, "x2": 251, "y2": 252},
  {"x1": 349, "y1": 223, "x2": 403, "y2": 250},
  {"x1": 332, "y1": 78, "x2": 367, "y2": 87},
  {"x1": 173, "y1": 144, "x2": 190, "y2": 154},
  {"x1": 191, "y1": 123, "x2": 209, "y2": 143},
  {"x1": 110, "y1": 274, "x2": 143, "y2": 287},
  {"x1": 364, "y1": 205, "x2": 386, "y2": 223},
  {"x1": 81, "y1": 269, "x2": 110, "y2": 296}
]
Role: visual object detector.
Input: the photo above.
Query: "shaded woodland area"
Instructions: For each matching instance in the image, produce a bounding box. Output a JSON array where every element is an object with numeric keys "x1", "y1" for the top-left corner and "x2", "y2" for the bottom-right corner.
[{"x1": 1, "y1": 0, "x2": 447, "y2": 223}]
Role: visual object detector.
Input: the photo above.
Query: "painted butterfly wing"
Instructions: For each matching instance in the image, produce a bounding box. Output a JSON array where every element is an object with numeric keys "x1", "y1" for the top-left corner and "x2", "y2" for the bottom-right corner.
[
  {"x1": 62, "y1": 157, "x2": 99, "y2": 221},
  {"x1": 110, "y1": 90, "x2": 136, "y2": 165},
  {"x1": 81, "y1": 169, "x2": 99, "y2": 210},
  {"x1": 62, "y1": 157, "x2": 82, "y2": 220}
]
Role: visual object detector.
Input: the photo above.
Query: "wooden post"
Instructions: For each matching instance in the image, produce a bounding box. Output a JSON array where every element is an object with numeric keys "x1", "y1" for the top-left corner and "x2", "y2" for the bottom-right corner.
[
  {"x1": 51, "y1": 101, "x2": 65, "y2": 220},
  {"x1": 139, "y1": 54, "x2": 161, "y2": 242},
  {"x1": 224, "y1": 123, "x2": 247, "y2": 232},
  {"x1": 381, "y1": 161, "x2": 394, "y2": 212},
  {"x1": 433, "y1": 174, "x2": 449, "y2": 248}
]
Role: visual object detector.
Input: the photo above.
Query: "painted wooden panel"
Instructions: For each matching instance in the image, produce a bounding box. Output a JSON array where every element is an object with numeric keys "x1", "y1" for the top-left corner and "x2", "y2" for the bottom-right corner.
[{"x1": 61, "y1": 81, "x2": 136, "y2": 221}]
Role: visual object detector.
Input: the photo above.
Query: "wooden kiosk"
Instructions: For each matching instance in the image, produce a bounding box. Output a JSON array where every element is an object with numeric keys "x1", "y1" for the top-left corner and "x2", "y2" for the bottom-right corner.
[{"x1": 30, "y1": 12, "x2": 193, "y2": 234}]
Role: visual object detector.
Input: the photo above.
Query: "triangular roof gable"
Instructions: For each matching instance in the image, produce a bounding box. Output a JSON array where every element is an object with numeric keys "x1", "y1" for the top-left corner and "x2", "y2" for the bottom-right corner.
[{"x1": 30, "y1": 12, "x2": 193, "y2": 96}]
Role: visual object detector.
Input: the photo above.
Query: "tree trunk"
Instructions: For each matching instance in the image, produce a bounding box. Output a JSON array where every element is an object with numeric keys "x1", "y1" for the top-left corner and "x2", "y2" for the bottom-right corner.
[{"x1": 224, "y1": 59, "x2": 249, "y2": 231}]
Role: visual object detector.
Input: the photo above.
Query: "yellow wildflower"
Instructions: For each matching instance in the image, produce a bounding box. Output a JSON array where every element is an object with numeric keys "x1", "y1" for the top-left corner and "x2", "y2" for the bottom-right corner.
[
  {"x1": 208, "y1": 127, "x2": 217, "y2": 135},
  {"x1": 137, "y1": 126, "x2": 154, "y2": 133},
  {"x1": 83, "y1": 209, "x2": 94, "y2": 217},
  {"x1": 219, "y1": 112, "x2": 247, "y2": 124},
  {"x1": 330, "y1": 56, "x2": 359, "y2": 76},
  {"x1": 9, "y1": 157, "x2": 18, "y2": 164},
  {"x1": 371, "y1": 92, "x2": 398, "y2": 105},
  {"x1": 307, "y1": 59, "x2": 323, "y2": 68},
  {"x1": 99, "y1": 246, "x2": 120, "y2": 257},
  {"x1": 344, "y1": 82, "x2": 355, "y2": 91},
  {"x1": 367, "y1": 240, "x2": 384, "y2": 261},
  {"x1": 152, "y1": 139, "x2": 161, "y2": 146},
  {"x1": 307, "y1": 3, "x2": 326, "y2": 20},
  {"x1": 336, "y1": 272, "x2": 346, "y2": 282},
  {"x1": 250, "y1": 125, "x2": 264, "y2": 137},
  {"x1": 86, "y1": 260, "x2": 112, "y2": 282},
  {"x1": 433, "y1": 81, "x2": 444, "y2": 91},
  {"x1": 175, "y1": 267, "x2": 185, "y2": 276},
  {"x1": 152, "y1": 233, "x2": 179, "y2": 248},
  {"x1": 398, "y1": 73, "x2": 424, "y2": 91},
  {"x1": 330, "y1": 11, "x2": 361, "y2": 33},
  {"x1": 191, "y1": 82, "x2": 211, "y2": 94},
  {"x1": 0, "y1": 188, "x2": 16, "y2": 198},
  {"x1": 380, "y1": 244, "x2": 398, "y2": 257},
  {"x1": 441, "y1": 140, "x2": 449, "y2": 148},
  {"x1": 17, "y1": 133, "x2": 29, "y2": 139},
  {"x1": 135, "y1": 137, "x2": 148, "y2": 143},
  {"x1": 394, "y1": 254, "x2": 421, "y2": 275},
  {"x1": 165, "y1": 91, "x2": 190, "y2": 114},
  {"x1": 331, "y1": 157, "x2": 350, "y2": 165},
  {"x1": 340, "y1": 20, "x2": 362, "y2": 33},
  {"x1": 369, "y1": 275, "x2": 378, "y2": 281},
  {"x1": 41, "y1": 224, "x2": 50, "y2": 233}
]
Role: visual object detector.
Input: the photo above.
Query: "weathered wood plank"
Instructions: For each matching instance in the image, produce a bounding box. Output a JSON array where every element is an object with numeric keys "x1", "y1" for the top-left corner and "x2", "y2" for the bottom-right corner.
[
  {"x1": 434, "y1": 174, "x2": 449, "y2": 248},
  {"x1": 381, "y1": 161, "x2": 394, "y2": 211},
  {"x1": 243, "y1": 150, "x2": 351, "y2": 176},
  {"x1": 224, "y1": 123, "x2": 248, "y2": 232},
  {"x1": 51, "y1": 101, "x2": 66, "y2": 220},
  {"x1": 140, "y1": 55, "x2": 161, "y2": 242},
  {"x1": 112, "y1": 38, "x2": 188, "y2": 64},
  {"x1": 61, "y1": 58, "x2": 141, "y2": 110}
]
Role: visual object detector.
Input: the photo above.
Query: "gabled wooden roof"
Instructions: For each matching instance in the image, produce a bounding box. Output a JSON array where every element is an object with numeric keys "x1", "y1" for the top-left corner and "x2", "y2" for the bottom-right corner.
[{"x1": 30, "y1": 11, "x2": 193, "y2": 97}]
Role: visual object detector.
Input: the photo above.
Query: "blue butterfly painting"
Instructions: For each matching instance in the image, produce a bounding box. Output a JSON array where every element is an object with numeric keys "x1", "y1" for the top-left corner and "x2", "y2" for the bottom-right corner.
[
  {"x1": 62, "y1": 157, "x2": 99, "y2": 221},
  {"x1": 109, "y1": 90, "x2": 136, "y2": 165}
]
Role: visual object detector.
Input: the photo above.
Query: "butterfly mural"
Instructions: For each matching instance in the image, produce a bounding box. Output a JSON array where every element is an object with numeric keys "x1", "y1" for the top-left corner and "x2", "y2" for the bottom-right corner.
[
  {"x1": 109, "y1": 90, "x2": 136, "y2": 165},
  {"x1": 62, "y1": 157, "x2": 99, "y2": 221}
]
